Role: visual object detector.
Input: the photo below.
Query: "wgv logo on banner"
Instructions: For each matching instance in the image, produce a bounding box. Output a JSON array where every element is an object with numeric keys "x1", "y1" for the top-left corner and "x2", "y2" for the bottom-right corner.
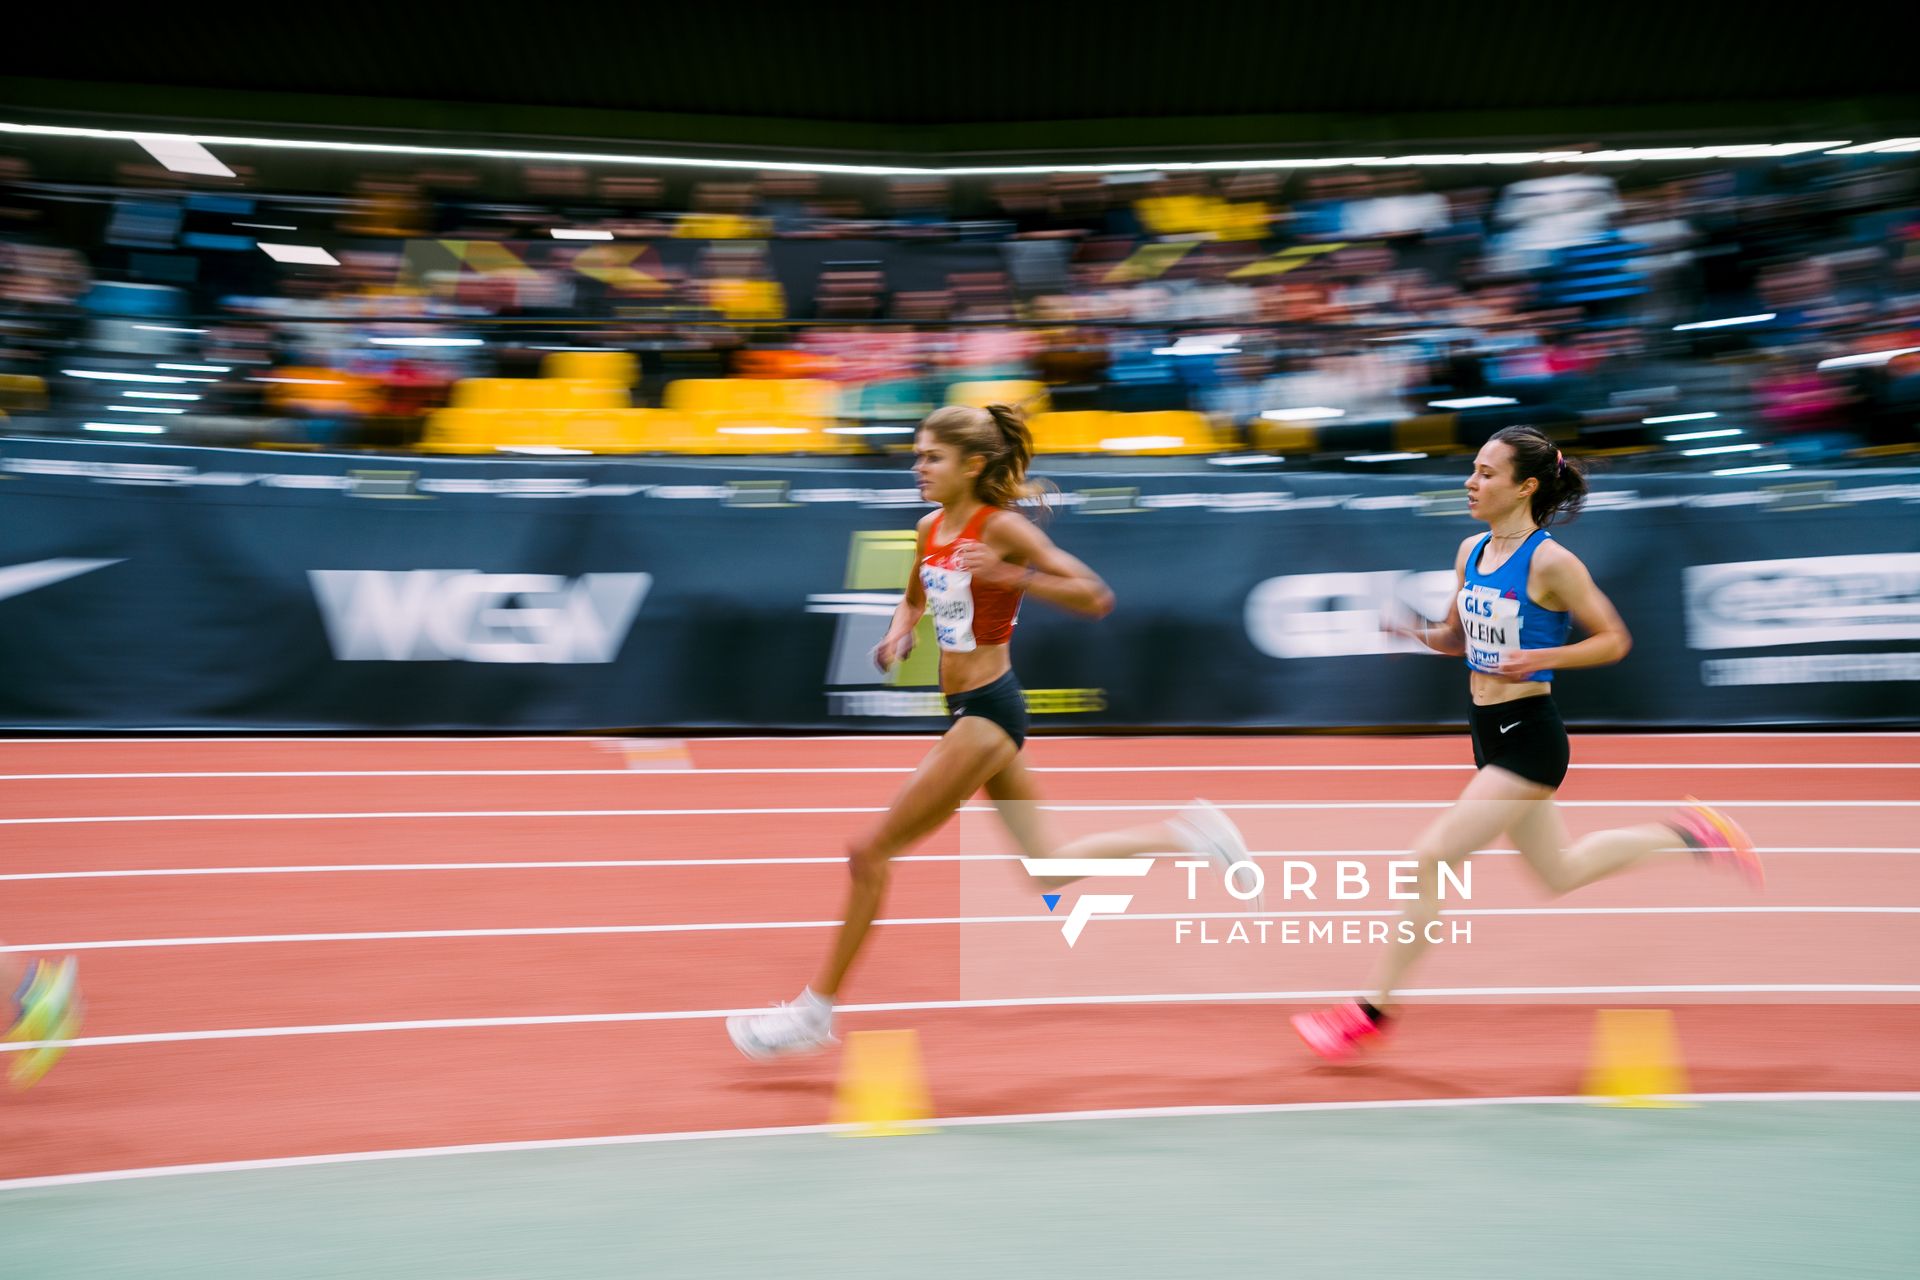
[{"x1": 309, "y1": 570, "x2": 650, "y2": 663}]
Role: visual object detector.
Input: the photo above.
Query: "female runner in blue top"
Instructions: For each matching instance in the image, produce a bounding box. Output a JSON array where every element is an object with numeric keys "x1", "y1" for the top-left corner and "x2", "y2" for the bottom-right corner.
[{"x1": 1293, "y1": 426, "x2": 1763, "y2": 1059}]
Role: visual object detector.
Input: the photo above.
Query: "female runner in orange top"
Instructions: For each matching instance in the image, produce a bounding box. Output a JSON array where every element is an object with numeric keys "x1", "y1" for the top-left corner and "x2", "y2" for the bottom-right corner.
[{"x1": 729, "y1": 404, "x2": 1252, "y2": 1058}]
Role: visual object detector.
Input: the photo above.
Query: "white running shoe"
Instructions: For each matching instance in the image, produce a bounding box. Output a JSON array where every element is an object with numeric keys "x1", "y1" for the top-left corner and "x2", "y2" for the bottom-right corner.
[
  {"x1": 727, "y1": 995, "x2": 837, "y2": 1061},
  {"x1": 1171, "y1": 799, "x2": 1263, "y2": 912}
]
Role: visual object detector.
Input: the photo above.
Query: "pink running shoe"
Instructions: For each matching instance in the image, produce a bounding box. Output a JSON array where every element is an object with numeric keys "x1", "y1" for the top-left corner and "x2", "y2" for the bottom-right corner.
[
  {"x1": 1670, "y1": 797, "x2": 1764, "y2": 888},
  {"x1": 1291, "y1": 1001, "x2": 1388, "y2": 1061}
]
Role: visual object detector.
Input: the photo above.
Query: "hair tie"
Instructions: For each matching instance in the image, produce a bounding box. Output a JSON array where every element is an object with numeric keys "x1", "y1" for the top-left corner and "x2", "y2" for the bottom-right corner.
[{"x1": 1555, "y1": 449, "x2": 1564, "y2": 475}]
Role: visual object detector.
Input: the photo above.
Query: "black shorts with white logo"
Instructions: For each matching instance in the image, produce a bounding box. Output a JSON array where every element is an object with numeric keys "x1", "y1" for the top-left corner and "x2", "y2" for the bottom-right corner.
[
  {"x1": 947, "y1": 670, "x2": 1029, "y2": 750},
  {"x1": 1469, "y1": 693, "x2": 1569, "y2": 789}
]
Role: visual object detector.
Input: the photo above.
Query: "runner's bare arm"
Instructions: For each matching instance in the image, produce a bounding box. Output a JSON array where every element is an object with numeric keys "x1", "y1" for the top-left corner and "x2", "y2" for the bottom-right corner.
[{"x1": 956, "y1": 514, "x2": 1114, "y2": 618}]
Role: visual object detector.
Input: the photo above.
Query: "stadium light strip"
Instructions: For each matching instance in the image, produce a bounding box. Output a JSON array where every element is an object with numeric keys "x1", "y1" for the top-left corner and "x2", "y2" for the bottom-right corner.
[
  {"x1": 1827, "y1": 139, "x2": 1920, "y2": 154},
  {"x1": 0, "y1": 121, "x2": 1877, "y2": 177}
]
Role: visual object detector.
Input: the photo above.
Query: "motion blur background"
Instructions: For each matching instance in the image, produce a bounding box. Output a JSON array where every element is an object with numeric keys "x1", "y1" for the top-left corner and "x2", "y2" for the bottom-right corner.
[
  {"x1": 2, "y1": 11, "x2": 1918, "y2": 1278},
  {"x1": 3, "y1": 7, "x2": 1917, "y2": 732},
  {"x1": 2, "y1": 9, "x2": 1917, "y2": 470}
]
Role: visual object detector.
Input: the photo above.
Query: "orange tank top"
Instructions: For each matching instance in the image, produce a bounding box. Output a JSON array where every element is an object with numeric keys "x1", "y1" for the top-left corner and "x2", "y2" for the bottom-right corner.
[{"x1": 919, "y1": 505, "x2": 1025, "y2": 651}]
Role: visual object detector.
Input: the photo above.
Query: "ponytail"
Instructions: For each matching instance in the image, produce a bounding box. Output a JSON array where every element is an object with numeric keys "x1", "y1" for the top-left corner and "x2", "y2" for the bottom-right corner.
[{"x1": 978, "y1": 404, "x2": 1037, "y2": 510}]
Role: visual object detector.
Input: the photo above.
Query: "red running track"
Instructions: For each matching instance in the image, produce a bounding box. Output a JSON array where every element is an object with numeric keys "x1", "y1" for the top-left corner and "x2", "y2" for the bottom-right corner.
[{"x1": 1, "y1": 733, "x2": 1917, "y2": 1181}]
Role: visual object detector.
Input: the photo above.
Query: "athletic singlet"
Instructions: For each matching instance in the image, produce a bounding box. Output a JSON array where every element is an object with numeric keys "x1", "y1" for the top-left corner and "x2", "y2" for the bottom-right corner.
[
  {"x1": 919, "y1": 505, "x2": 1025, "y2": 652},
  {"x1": 1459, "y1": 529, "x2": 1571, "y2": 682}
]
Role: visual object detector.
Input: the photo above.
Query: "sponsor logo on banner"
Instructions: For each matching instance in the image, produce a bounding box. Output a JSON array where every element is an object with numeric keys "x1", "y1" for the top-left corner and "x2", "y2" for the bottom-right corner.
[
  {"x1": 309, "y1": 570, "x2": 649, "y2": 663},
  {"x1": 1244, "y1": 570, "x2": 1455, "y2": 658},
  {"x1": 0, "y1": 558, "x2": 123, "y2": 604},
  {"x1": 1683, "y1": 553, "x2": 1920, "y2": 650}
]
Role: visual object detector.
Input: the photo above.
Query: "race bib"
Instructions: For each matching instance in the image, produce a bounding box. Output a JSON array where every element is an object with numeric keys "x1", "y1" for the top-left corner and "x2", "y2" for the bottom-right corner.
[
  {"x1": 921, "y1": 559, "x2": 976, "y2": 652},
  {"x1": 1459, "y1": 584, "x2": 1523, "y2": 673}
]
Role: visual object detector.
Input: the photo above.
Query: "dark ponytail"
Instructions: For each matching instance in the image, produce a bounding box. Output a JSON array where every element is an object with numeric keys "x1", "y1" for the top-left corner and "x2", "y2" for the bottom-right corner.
[{"x1": 1490, "y1": 425, "x2": 1588, "y2": 528}]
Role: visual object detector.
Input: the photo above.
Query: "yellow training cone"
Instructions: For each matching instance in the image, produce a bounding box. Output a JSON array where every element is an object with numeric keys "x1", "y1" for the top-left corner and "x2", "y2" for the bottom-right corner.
[
  {"x1": 1582, "y1": 1008, "x2": 1692, "y2": 1108},
  {"x1": 832, "y1": 1030, "x2": 934, "y2": 1137}
]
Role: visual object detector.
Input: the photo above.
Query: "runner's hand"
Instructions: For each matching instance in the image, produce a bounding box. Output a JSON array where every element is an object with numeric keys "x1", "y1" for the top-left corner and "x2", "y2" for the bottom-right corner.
[
  {"x1": 953, "y1": 540, "x2": 1022, "y2": 588},
  {"x1": 872, "y1": 629, "x2": 916, "y2": 673}
]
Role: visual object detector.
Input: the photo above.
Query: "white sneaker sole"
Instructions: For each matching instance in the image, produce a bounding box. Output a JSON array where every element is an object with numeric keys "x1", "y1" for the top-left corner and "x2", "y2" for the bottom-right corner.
[
  {"x1": 726, "y1": 1014, "x2": 835, "y2": 1062},
  {"x1": 1176, "y1": 800, "x2": 1262, "y2": 912}
]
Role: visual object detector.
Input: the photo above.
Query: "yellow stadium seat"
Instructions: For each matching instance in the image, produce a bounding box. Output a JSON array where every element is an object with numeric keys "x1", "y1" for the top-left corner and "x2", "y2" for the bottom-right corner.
[
  {"x1": 664, "y1": 379, "x2": 842, "y2": 418},
  {"x1": 420, "y1": 408, "x2": 513, "y2": 453},
  {"x1": 706, "y1": 277, "x2": 786, "y2": 320},
  {"x1": 1027, "y1": 411, "x2": 1113, "y2": 454},
  {"x1": 945, "y1": 380, "x2": 1051, "y2": 415},
  {"x1": 0, "y1": 374, "x2": 47, "y2": 411},
  {"x1": 1134, "y1": 195, "x2": 1266, "y2": 239},
  {"x1": 422, "y1": 409, "x2": 597, "y2": 454},
  {"x1": 1249, "y1": 421, "x2": 1319, "y2": 455},
  {"x1": 555, "y1": 409, "x2": 690, "y2": 454},
  {"x1": 543, "y1": 378, "x2": 631, "y2": 411},
  {"x1": 664, "y1": 379, "x2": 756, "y2": 414},
  {"x1": 667, "y1": 415, "x2": 830, "y2": 455},
  {"x1": 657, "y1": 379, "x2": 852, "y2": 453},
  {"x1": 450, "y1": 379, "x2": 540, "y2": 411},
  {"x1": 1393, "y1": 414, "x2": 1465, "y2": 456},
  {"x1": 1135, "y1": 196, "x2": 1206, "y2": 236},
  {"x1": 676, "y1": 213, "x2": 772, "y2": 240},
  {"x1": 1094, "y1": 411, "x2": 1230, "y2": 455},
  {"x1": 540, "y1": 350, "x2": 638, "y2": 385},
  {"x1": 451, "y1": 377, "x2": 631, "y2": 412},
  {"x1": 504, "y1": 410, "x2": 565, "y2": 451},
  {"x1": 1212, "y1": 201, "x2": 1270, "y2": 241},
  {"x1": 705, "y1": 416, "x2": 846, "y2": 454},
  {"x1": 769, "y1": 379, "x2": 842, "y2": 418}
]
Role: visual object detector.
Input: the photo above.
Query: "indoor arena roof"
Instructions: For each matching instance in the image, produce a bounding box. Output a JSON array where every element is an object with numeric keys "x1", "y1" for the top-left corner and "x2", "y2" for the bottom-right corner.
[{"x1": 3, "y1": 5, "x2": 1915, "y2": 163}]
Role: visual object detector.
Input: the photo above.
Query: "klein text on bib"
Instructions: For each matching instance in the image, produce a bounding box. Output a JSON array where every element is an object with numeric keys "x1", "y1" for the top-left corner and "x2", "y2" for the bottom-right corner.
[{"x1": 1459, "y1": 583, "x2": 1523, "y2": 673}]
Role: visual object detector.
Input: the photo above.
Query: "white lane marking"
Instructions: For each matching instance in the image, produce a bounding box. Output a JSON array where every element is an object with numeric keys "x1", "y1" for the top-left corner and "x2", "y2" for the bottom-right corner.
[
  {"x1": 1, "y1": 732, "x2": 1914, "y2": 743},
  {"x1": 6, "y1": 845, "x2": 1912, "y2": 881},
  {"x1": 5, "y1": 906, "x2": 1915, "y2": 954},
  {"x1": 4, "y1": 799, "x2": 1915, "y2": 826},
  {"x1": 4, "y1": 761, "x2": 1915, "y2": 780},
  {"x1": 2, "y1": 1092, "x2": 1915, "y2": 1192},
  {"x1": 5, "y1": 987, "x2": 1917, "y2": 1055}
]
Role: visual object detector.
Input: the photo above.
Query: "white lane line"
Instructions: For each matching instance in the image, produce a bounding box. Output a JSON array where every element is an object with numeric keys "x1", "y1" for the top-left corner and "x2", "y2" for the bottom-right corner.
[
  {"x1": 0, "y1": 736, "x2": 624, "y2": 744},
  {"x1": 5, "y1": 905, "x2": 1915, "y2": 954},
  {"x1": 5, "y1": 761, "x2": 1915, "y2": 780},
  {"x1": 4, "y1": 799, "x2": 1913, "y2": 826},
  {"x1": 0, "y1": 735, "x2": 936, "y2": 744},
  {"x1": 4, "y1": 1091, "x2": 1916, "y2": 1193},
  {"x1": 6, "y1": 845, "x2": 1911, "y2": 881},
  {"x1": 4, "y1": 987, "x2": 1917, "y2": 1057},
  {"x1": 2, "y1": 732, "x2": 1914, "y2": 743}
]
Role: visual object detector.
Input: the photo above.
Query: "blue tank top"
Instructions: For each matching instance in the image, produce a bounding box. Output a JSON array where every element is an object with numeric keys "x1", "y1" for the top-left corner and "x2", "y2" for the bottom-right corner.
[{"x1": 1458, "y1": 529, "x2": 1571, "y2": 682}]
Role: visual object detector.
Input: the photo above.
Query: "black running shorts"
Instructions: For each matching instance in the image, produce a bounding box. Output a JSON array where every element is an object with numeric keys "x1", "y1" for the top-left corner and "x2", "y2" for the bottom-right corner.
[
  {"x1": 1469, "y1": 694, "x2": 1570, "y2": 789},
  {"x1": 947, "y1": 671, "x2": 1029, "y2": 750}
]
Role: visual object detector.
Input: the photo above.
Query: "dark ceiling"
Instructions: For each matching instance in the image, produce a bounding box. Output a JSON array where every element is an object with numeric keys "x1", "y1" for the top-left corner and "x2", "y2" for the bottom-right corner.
[{"x1": 4, "y1": 3, "x2": 1914, "y2": 160}]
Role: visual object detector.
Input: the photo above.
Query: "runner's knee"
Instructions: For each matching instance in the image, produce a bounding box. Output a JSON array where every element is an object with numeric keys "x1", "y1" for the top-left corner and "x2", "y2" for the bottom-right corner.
[{"x1": 847, "y1": 838, "x2": 892, "y2": 890}]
